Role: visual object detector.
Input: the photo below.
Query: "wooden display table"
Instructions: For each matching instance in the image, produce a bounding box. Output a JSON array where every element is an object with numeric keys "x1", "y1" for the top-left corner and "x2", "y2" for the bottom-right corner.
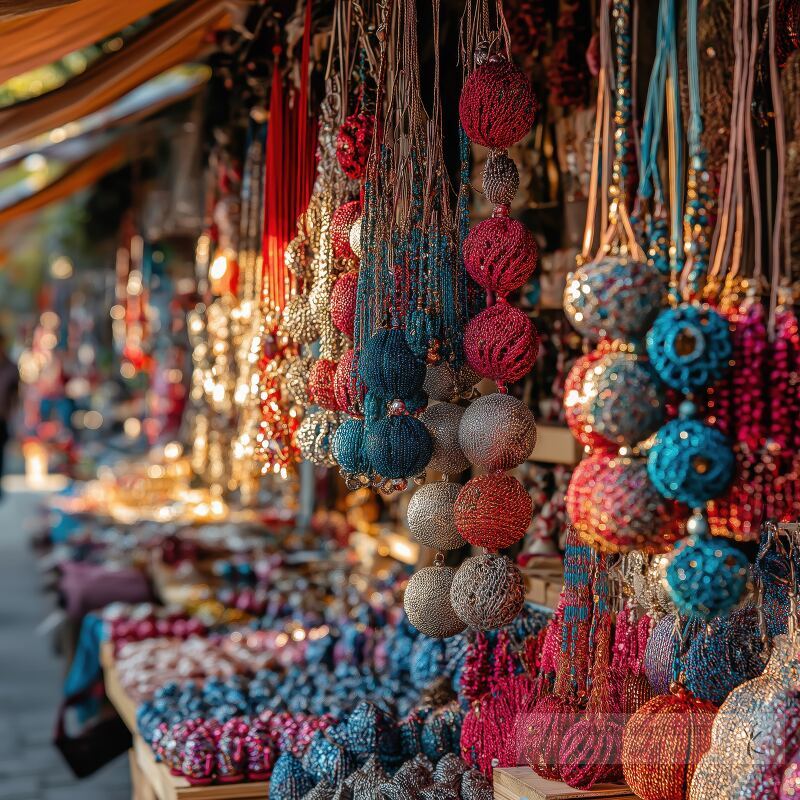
[
  {"x1": 494, "y1": 768, "x2": 637, "y2": 800},
  {"x1": 101, "y1": 643, "x2": 268, "y2": 800}
]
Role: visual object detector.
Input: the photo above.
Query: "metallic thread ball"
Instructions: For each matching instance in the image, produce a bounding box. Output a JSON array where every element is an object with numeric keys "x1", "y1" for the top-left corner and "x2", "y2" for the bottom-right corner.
[
  {"x1": 665, "y1": 535, "x2": 749, "y2": 621},
  {"x1": 332, "y1": 417, "x2": 371, "y2": 476},
  {"x1": 564, "y1": 255, "x2": 665, "y2": 342},
  {"x1": 308, "y1": 358, "x2": 340, "y2": 411},
  {"x1": 458, "y1": 393, "x2": 537, "y2": 471},
  {"x1": 331, "y1": 201, "x2": 361, "y2": 260},
  {"x1": 330, "y1": 270, "x2": 359, "y2": 339},
  {"x1": 283, "y1": 295, "x2": 320, "y2": 344},
  {"x1": 420, "y1": 402, "x2": 470, "y2": 475},
  {"x1": 648, "y1": 418, "x2": 735, "y2": 509},
  {"x1": 449, "y1": 553, "x2": 525, "y2": 631},
  {"x1": 646, "y1": 303, "x2": 732, "y2": 393},
  {"x1": 404, "y1": 565, "x2": 467, "y2": 639},
  {"x1": 454, "y1": 473, "x2": 532, "y2": 549},
  {"x1": 333, "y1": 348, "x2": 365, "y2": 418},
  {"x1": 423, "y1": 363, "x2": 478, "y2": 402},
  {"x1": 349, "y1": 217, "x2": 363, "y2": 260},
  {"x1": 582, "y1": 351, "x2": 666, "y2": 446},
  {"x1": 359, "y1": 329, "x2": 427, "y2": 399},
  {"x1": 296, "y1": 410, "x2": 341, "y2": 467},
  {"x1": 643, "y1": 613, "x2": 680, "y2": 695},
  {"x1": 482, "y1": 151, "x2": 520, "y2": 206},
  {"x1": 563, "y1": 345, "x2": 615, "y2": 448},
  {"x1": 566, "y1": 452, "x2": 612, "y2": 531},
  {"x1": 582, "y1": 457, "x2": 684, "y2": 554},
  {"x1": 365, "y1": 414, "x2": 433, "y2": 480},
  {"x1": 285, "y1": 356, "x2": 314, "y2": 406},
  {"x1": 406, "y1": 481, "x2": 465, "y2": 551}
]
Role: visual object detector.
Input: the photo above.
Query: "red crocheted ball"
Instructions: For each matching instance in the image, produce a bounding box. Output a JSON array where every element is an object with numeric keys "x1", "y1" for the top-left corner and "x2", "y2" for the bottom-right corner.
[
  {"x1": 565, "y1": 452, "x2": 611, "y2": 531},
  {"x1": 622, "y1": 689, "x2": 717, "y2": 800},
  {"x1": 524, "y1": 695, "x2": 580, "y2": 781},
  {"x1": 560, "y1": 717, "x2": 624, "y2": 789},
  {"x1": 331, "y1": 201, "x2": 361, "y2": 260},
  {"x1": 564, "y1": 346, "x2": 614, "y2": 448},
  {"x1": 333, "y1": 348, "x2": 365, "y2": 418},
  {"x1": 454, "y1": 473, "x2": 532, "y2": 549},
  {"x1": 331, "y1": 270, "x2": 359, "y2": 338},
  {"x1": 308, "y1": 358, "x2": 340, "y2": 411},
  {"x1": 464, "y1": 300, "x2": 539, "y2": 386},
  {"x1": 463, "y1": 215, "x2": 538, "y2": 296},
  {"x1": 336, "y1": 113, "x2": 374, "y2": 180},
  {"x1": 459, "y1": 57, "x2": 537, "y2": 148}
]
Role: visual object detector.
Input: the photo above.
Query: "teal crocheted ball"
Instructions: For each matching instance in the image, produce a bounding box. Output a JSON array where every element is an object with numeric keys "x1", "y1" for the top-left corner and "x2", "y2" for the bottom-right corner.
[
  {"x1": 366, "y1": 415, "x2": 433, "y2": 479},
  {"x1": 359, "y1": 329, "x2": 427, "y2": 399},
  {"x1": 332, "y1": 418, "x2": 372, "y2": 476}
]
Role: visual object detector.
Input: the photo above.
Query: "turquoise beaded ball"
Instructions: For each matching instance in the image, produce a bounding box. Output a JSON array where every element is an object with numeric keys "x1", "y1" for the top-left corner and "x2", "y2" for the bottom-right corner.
[
  {"x1": 666, "y1": 534, "x2": 749, "y2": 621},
  {"x1": 647, "y1": 418, "x2": 734, "y2": 508},
  {"x1": 359, "y1": 329, "x2": 426, "y2": 399},
  {"x1": 332, "y1": 418, "x2": 372, "y2": 476},
  {"x1": 366, "y1": 414, "x2": 433, "y2": 479},
  {"x1": 646, "y1": 304, "x2": 732, "y2": 393}
]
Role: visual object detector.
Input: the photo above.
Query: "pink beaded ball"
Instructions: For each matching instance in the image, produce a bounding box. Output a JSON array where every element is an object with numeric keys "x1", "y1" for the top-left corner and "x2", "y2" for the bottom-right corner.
[
  {"x1": 459, "y1": 57, "x2": 537, "y2": 149},
  {"x1": 331, "y1": 270, "x2": 359, "y2": 338},
  {"x1": 333, "y1": 348, "x2": 365, "y2": 418},
  {"x1": 565, "y1": 451, "x2": 612, "y2": 531},
  {"x1": 308, "y1": 358, "x2": 340, "y2": 411},
  {"x1": 464, "y1": 300, "x2": 539, "y2": 386},
  {"x1": 463, "y1": 214, "x2": 538, "y2": 296},
  {"x1": 331, "y1": 201, "x2": 361, "y2": 260}
]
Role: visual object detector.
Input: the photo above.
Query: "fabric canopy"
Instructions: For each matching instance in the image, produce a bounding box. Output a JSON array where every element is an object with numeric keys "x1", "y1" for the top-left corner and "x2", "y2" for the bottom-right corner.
[
  {"x1": 0, "y1": 0, "x2": 229, "y2": 152},
  {"x1": 0, "y1": 0, "x2": 173, "y2": 82}
]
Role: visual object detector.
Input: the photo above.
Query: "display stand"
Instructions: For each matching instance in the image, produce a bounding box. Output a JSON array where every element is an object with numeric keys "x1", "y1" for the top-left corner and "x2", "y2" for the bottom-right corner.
[{"x1": 493, "y1": 767, "x2": 638, "y2": 800}]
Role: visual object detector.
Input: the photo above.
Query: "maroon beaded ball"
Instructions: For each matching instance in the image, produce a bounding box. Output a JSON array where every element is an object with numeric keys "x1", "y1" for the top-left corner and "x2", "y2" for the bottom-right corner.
[
  {"x1": 463, "y1": 215, "x2": 538, "y2": 296},
  {"x1": 331, "y1": 201, "x2": 361, "y2": 260},
  {"x1": 308, "y1": 358, "x2": 340, "y2": 411},
  {"x1": 459, "y1": 57, "x2": 537, "y2": 149},
  {"x1": 336, "y1": 112, "x2": 374, "y2": 180},
  {"x1": 464, "y1": 300, "x2": 539, "y2": 386},
  {"x1": 333, "y1": 348, "x2": 365, "y2": 418},
  {"x1": 331, "y1": 270, "x2": 359, "y2": 338},
  {"x1": 454, "y1": 473, "x2": 533, "y2": 549}
]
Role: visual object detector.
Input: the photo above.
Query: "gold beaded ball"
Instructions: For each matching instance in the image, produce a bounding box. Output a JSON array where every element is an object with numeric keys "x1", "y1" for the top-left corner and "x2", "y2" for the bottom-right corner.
[
  {"x1": 285, "y1": 356, "x2": 314, "y2": 406},
  {"x1": 406, "y1": 481, "x2": 466, "y2": 551},
  {"x1": 404, "y1": 564, "x2": 467, "y2": 639},
  {"x1": 420, "y1": 402, "x2": 470, "y2": 476},
  {"x1": 283, "y1": 295, "x2": 320, "y2": 345},
  {"x1": 458, "y1": 393, "x2": 536, "y2": 471},
  {"x1": 296, "y1": 410, "x2": 341, "y2": 467},
  {"x1": 450, "y1": 553, "x2": 525, "y2": 630}
]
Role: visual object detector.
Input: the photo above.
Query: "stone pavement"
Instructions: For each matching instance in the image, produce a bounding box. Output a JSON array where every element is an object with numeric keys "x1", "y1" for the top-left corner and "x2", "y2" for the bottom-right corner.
[{"x1": 0, "y1": 485, "x2": 131, "y2": 800}]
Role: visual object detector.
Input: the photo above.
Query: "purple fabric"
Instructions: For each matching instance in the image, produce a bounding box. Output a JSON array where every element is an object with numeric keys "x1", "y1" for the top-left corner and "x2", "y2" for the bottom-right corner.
[{"x1": 59, "y1": 561, "x2": 151, "y2": 620}]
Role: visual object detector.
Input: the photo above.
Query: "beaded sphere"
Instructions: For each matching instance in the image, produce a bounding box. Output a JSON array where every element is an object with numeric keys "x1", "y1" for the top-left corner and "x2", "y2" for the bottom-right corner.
[
  {"x1": 330, "y1": 271, "x2": 359, "y2": 338},
  {"x1": 621, "y1": 689, "x2": 717, "y2": 800},
  {"x1": 285, "y1": 234, "x2": 311, "y2": 278},
  {"x1": 296, "y1": 410, "x2": 341, "y2": 467},
  {"x1": 560, "y1": 717, "x2": 624, "y2": 789},
  {"x1": 336, "y1": 112, "x2": 374, "y2": 180},
  {"x1": 482, "y1": 151, "x2": 520, "y2": 206},
  {"x1": 665, "y1": 533, "x2": 749, "y2": 621},
  {"x1": 449, "y1": 553, "x2": 525, "y2": 630},
  {"x1": 782, "y1": 752, "x2": 800, "y2": 799},
  {"x1": 359, "y1": 329, "x2": 427, "y2": 399},
  {"x1": 563, "y1": 348, "x2": 615, "y2": 448},
  {"x1": 581, "y1": 457, "x2": 683, "y2": 554},
  {"x1": 464, "y1": 301, "x2": 539, "y2": 386},
  {"x1": 643, "y1": 613, "x2": 679, "y2": 695},
  {"x1": 283, "y1": 295, "x2": 320, "y2": 344},
  {"x1": 332, "y1": 418, "x2": 371, "y2": 476},
  {"x1": 565, "y1": 452, "x2": 612, "y2": 531},
  {"x1": 404, "y1": 565, "x2": 467, "y2": 639},
  {"x1": 463, "y1": 216, "x2": 538, "y2": 296},
  {"x1": 423, "y1": 362, "x2": 479, "y2": 402},
  {"x1": 333, "y1": 348, "x2": 365, "y2": 418},
  {"x1": 458, "y1": 393, "x2": 537, "y2": 471},
  {"x1": 365, "y1": 414, "x2": 433, "y2": 480},
  {"x1": 646, "y1": 303, "x2": 732, "y2": 393},
  {"x1": 420, "y1": 402, "x2": 469, "y2": 475},
  {"x1": 459, "y1": 57, "x2": 537, "y2": 148},
  {"x1": 581, "y1": 351, "x2": 665, "y2": 446},
  {"x1": 407, "y1": 481, "x2": 465, "y2": 551},
  {"x1": 454, "y1": 473, "x2": 532, "y2": 549},
  {"x1": 285, "y1": 356, "x2": 314, "y2": 406},
  {"x1": 524, "y1": 696, "x2": 580, "y2": 781},
  {"x1": 349, "y1": 217, "x2": 363, "y2": 260},
  {"x1": 308, "y1": 358, "x2": 340, "y2": 411},
  {"x1": 648, "y1": 418, "x2": 734, "y2": 509},
  {"x1": 331, "y1": 201, "x2": 361, "y2": 261},
  {"x1": 564, "y1": 255, "x2": 665, "y2": 342}
]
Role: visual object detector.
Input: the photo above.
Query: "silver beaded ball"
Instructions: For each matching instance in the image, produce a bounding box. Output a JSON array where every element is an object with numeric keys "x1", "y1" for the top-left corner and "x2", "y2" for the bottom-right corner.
[
  {"x1": 420, "y1": 402, "x2": 470, "y2": 475},
  {"x1": 482, "y1": 150, "x2": 520, "y2": 206},
  {"x1": 423, "y1": 363, "x2": 480, "y2": 402},
  {"x1": 404, "y1": 565, "x2": 467, "y2": 639},
  {"x1": 406, "y1": 481, "x2": 465, "y2": 551},
  {"x1": 449, "y1": 553, "x2": 525, "y2": 631},
  {"x1": 283, "y1": 295, "x2": 320, "y2": 345},
  {"x1": 458, "y1": 393, "x2": 536, "y2": 471},
  {"x1": 296, "y1": 410, "x2": 341, "y2": 466},
  {"x1": 285, "y1": 356, "x2": 314, "y2": 406},
  {"x1": 349, "y1": 217, "x2": 363, "y2": 260}
]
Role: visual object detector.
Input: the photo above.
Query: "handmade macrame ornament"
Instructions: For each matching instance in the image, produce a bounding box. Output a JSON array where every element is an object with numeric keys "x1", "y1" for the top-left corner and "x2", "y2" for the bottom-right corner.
[
  {"x1": 406, "y1": 481, "x2": 465, "y2": 551},
  {"x1": 420, "y1": 402, "x2": 470, "y2": 475},
  {"x1": 404, "y1": 563, "x2": 467, "y2": 639},
  {"x1": 331, "y1": 270, "x2": 359, "y2": 338},
  {"x1": 450, "y1": 553, "x2": 525, "y2": 630}
]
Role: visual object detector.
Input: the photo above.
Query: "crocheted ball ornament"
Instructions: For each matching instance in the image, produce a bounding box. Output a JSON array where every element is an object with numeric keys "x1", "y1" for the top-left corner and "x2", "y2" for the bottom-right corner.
[
  {"x1": 450, "y1": 553, "x2": 525, "y2": 630},
  {"x1": 563, "y1": 347, "x2": 615, "y2": 448},
  {"x1": 621, "y1": 688, "x2": 717, "y2": 800},
  {"x1": 458, "y1": 393, "x2": 537, "y2": 472},
  {"x1": 646, "y1": 303, "x2": 732, "y2": 393},
  {"x1": 560, "y1": 716, "x2": 624, "y2": 789},
  {"x1": 464, "y1": 301, "x2": 539, "y2": 386},
  {"x1": 336, "y1": 112, "x2": 374, "y2": 180},
  {"x1": 332, "y1": 418, "x2": 371, "y2": 476},
  {"x1": 331, "y1": 201, "x2": 361, "y2": 260},
  {"x1": 333, "y1": 348, "x2": 365, "y2": 418},
  {"x1": 404, "y1": 564, "x2": 466, "y2": 639},
  {"x1": 564, "y1": 255, "x2": 665, "y2": 342},
  {"x1": 308, "y1": 358, "x2": 340, "y2": 411},
  {"x1": 454, "y1": 473, "x2": 532, "y2": 549},
  {"x1": 406, "y1": 481, "x2": 465, "y2": 551},
  {"x1": 648, "y1": 417, "x2": 734, "y2": 509},
  {"x1": 463, "y1": 214, "x2": 538, "y2": 296},
  {"x1": 365, "y1": 414, "x2": 432, "y2": 480},
  {"x1": 282, "y1": 295, "x2": 320, "y2": 344},
  {"x1": 482, "y1": 151, "x2": 520, "y2": 206},
  {"x1": 619, "y1": 672, "x2": 656, "y2": 716},
  {"x1": 459, "y1": 57, "x2": 537, "y2": 149},
  {"x1": 359, "y1": 329, "x2": 426, "y2": 400},
  {"x1": 420, "y1": 402, "x2": 470, "y2": 475},
  {"x1": 330, "y1": 270, "x2": 359, "y2": 338},
  {"x1": 524, "y1": 696, "x2": 581, "y2": 781}
]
